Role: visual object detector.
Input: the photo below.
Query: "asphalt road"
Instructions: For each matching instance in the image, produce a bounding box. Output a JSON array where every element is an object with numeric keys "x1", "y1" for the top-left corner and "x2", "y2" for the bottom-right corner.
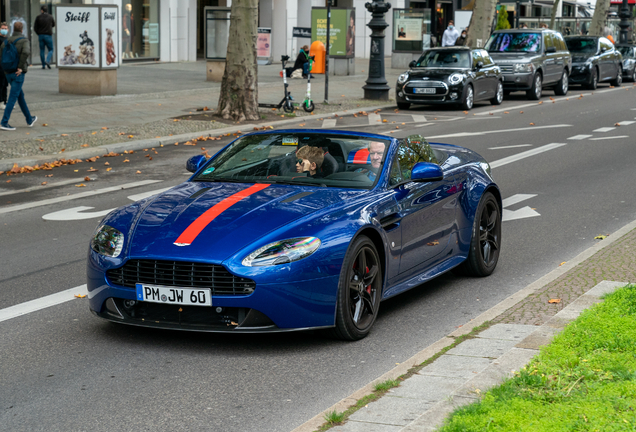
[{"x1": 2, "y1": 82, "x2": 636, "y2": 432}]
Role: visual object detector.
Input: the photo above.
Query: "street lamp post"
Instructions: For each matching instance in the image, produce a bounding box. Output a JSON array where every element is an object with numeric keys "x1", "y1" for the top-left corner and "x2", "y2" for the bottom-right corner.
[
  {"x1": 363, "y1": 1, "x2": 392, "y2": 101},
  {"x1": 618, "y1": 0, "x2": 631, "y2": 44}
]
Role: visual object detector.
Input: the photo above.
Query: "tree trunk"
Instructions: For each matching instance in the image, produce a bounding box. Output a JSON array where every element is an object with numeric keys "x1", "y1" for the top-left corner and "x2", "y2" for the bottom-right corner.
[
  {"x1": 465, "y1": 0, "x2": 498, "y2": 48},
  {"x1": 550, "y1": 0, "x2": 561, "y2": 30},
  {"x1": 217, "y1": 0, "x2": 259, "y2": 122},
  {"x1": 590, "y1": 0, "x2": 611, "y2": 36}
]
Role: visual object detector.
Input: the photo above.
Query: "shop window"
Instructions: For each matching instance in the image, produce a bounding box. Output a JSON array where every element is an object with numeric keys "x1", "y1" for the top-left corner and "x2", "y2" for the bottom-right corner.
[{"x1": 123, "y1": 0, "x2": 159, "y2": 60}]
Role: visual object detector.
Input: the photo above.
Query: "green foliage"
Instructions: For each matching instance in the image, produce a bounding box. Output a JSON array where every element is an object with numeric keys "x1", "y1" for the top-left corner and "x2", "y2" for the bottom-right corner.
[
  {"x1": 374, "y1": 379, "x2": 401, "y2": 392},
  {"x1": 323, "y1": 410, "x2": 345, "y2": 426},
  {"x1": 439, "y1": 285, "x2": 636, "y2": 432},
  {"x1": 496, "y1": 7, "x2": 511, "y2": 31}
]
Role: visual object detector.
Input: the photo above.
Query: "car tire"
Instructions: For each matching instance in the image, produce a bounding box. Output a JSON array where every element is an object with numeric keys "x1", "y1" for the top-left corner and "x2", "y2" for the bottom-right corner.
[
  {"x1": 461, "y1": 84, "x2": 474, "y2": 110},
  {"x1": 630, "y1": 68, "x2": 636, "y2": 82},
  {"x1": 490, "y1": 81, "x2": 504, "y2": 105},
  {"x1": 456, "y1": 192, "x2": 501, "y2": 277},
  {"x1": 610, "y1": 66, "x2": 623, "y2": 87},
  {"x1": 554, "y1": 70, "x2": 569, "y2": 96},
  {"x1": 331, "y1": 235, "x2": 382, "y2": 341},
  {"x1": 587, "y1": 67, "x2": 598, "y2": 90},
  {"x1": 526, "y1": 73, "x2": 542, "y2": 100},
  {"x1": 397, "y1": 102, "x2": 410, "y2": 110}
]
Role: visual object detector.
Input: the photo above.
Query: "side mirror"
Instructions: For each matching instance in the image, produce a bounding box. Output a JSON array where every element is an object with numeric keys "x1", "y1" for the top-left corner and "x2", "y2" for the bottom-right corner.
[
  {"x1": 600, "y1": 46, "x2": 607, "y2": 53},
  {"x1": 546, "y1": 46, "x2": 557, "y2": 53},
  {"x1": 186, "y1": 155, "x2": 208, "y2": 173},
  {"x1": 409, "y1": 60, "x2": 417, "y2": 68},
  {"x1": 475, "y1": 61, "x2": 484, "y2": 69},
  {"x1": 411, "y1": 162, "x2": 443, "y2": 182}
]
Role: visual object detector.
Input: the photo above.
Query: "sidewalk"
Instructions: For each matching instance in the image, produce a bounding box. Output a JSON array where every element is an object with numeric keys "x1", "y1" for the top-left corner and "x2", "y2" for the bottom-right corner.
[
  {"x1": 294, "y1": 218, "x2": 636, "y2": 431},
  {"x1": 0, "y1": 58, "x2": 403, "y2": 171}
]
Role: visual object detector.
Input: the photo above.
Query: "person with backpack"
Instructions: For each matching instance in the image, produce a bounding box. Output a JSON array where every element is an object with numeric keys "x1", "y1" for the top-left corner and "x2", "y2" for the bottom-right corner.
[{"x1": 0, "y1": 21, "x2": 36, "y2": 131}]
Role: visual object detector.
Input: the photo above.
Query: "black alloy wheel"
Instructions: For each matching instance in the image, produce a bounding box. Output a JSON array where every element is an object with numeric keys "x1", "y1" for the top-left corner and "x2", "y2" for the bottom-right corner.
[
  {"x1": 457, "y1": 192, "x2": 501, "y2": 277},
  {"x1": 331, "y1": 236, "x2": 382, "y2": 341}
]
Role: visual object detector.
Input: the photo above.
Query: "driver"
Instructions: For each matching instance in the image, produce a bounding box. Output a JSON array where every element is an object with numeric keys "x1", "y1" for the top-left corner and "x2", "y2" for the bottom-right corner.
[
  {"x1": 356, "y1": 141, "x2": 385, "y2": 181},
  {"x1": 295, "y1": 146, "x2": 324, "y2": 177}
]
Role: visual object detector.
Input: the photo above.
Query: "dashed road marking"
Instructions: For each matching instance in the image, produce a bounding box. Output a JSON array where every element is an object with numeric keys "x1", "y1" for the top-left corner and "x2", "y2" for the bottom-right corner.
[
  {"x1": 411, "y1": 115, "x2": 427, "y2": 122},
  {"x1": 368, "y1": 113, "x2": 381, "y2": 124},
  {"x1": 589, "y1": 135, "x2": 629, "y2": 141},
  {"x1": 490, "y1": 143, "x2": 566, "y2": 169},
  {"x1": 322, "y1": 119, "x2": 337, "y2": 128},
  {"x1": 593, "y1": 127, "x2": 615, "y2": 132},
  {"x1": 618, "y1": 120, "x2": 635, "y2": 126},
  {"x1": 0, "y1": 178, "x2": 87, "y2": 197},
  {"x1": 568, "y1": 135, "x2": 592, "y2": 140},
  {"x1": 488, "y1": 144, "x2": 533, "y2": 150},
  {"x1": 0, "y1": 285, "x2": 88, "y2": 323}
]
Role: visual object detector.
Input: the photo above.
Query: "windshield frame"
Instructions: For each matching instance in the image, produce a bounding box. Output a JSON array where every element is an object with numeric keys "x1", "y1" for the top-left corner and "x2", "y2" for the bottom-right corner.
[
  {"x1": 191, "y1": 131, "x2": 393, "y2": 190},
  {"x1": 414, "y1": 49, "x2": 472, "y2": 69}
]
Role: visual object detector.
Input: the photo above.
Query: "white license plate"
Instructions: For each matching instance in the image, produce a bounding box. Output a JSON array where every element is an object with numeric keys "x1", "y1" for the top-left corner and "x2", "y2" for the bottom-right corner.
[
  {"x1": 414, "y1": 87, "x2": 436, "y2": 94},
  {"x1": 135, "y1": 283, "x2": 212, "y2": 306}
]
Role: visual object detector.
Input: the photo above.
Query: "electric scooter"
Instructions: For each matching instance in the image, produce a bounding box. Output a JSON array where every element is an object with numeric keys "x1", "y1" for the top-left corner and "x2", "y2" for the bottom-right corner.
[
  {"x1": 258, "y1": 55, "x2": 295, "y2": 113},
  {"x1": 302, "y1": 66, "x2": 315, "y2": 113}
]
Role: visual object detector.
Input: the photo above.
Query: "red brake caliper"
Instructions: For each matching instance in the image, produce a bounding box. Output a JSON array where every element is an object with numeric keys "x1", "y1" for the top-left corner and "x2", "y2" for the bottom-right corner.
[{"x1": 365, "y1": 266, "x2": 371, "y2": 294}]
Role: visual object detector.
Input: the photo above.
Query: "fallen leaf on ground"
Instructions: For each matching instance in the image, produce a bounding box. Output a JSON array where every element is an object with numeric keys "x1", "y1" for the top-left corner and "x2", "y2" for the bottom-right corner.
[
  {"x1": 106, "y1": 167, "x2": 112, "y2": 172},
  {"x1": 87, "y1": 168, "x2": 98, "y2": 172},
  {"x1": 136, "y1": 170, "x2": 142, "y2": 174},
  {"x1": 548, "y1": 299, "x2": 561, "y2": 304},
  {"x1": 84, "y1": 176, "x2": 91, "y2": 181},
  {"x1": 45, "y1": 174, "x2": 53, "y2": 177},
  {"x1": 39, "y1": 147, "x2": 44, "y2": 151},
  {"x1": 75, "y1": 184, "x2": 86, "y2": 187},
  {"x1": 594, "y1": 235, "x2": 608, "y2": 240},
  {"x1": 530, "y1": 123, "x2": 535, "y2": 125},
  {"x1": 123, "y1": 158, "x2": 130, "y2": 163},
  {"x1": 101, "y1": 127, "x2": 108, "y2": 130},
  {"x1": 41, "y1": 181, "x2": 47, "y2": 185},
  {"x1": 559, "y1": 262, "x2": 566, "y2": 266},
  {"x1": 74, "y1": 294, "x2": 87, "y2": 298},
  {"x1": 81, "y1": 144, "x2": 89, "y2": 147},
  {"x1": 614, "y1": 123, "x2": 620, "y2": 126},
  {"x1": 504, "y1": 111, "x2": 509, "y2": 114}
]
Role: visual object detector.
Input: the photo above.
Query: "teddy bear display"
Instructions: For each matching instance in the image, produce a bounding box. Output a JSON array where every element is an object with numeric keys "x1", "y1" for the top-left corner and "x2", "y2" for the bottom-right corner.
[
  {"x1": 105, "y1": 28, "x2": 116, "y2": 66},
  {"x1": 59, "y1": 44, "x2": 77, "y2": 65}
]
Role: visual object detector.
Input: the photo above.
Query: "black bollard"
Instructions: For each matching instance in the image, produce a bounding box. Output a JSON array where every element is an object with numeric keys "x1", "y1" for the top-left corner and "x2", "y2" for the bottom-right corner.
[{"x1": 363, "y1": 1, "x2": 392, "y2": 101}]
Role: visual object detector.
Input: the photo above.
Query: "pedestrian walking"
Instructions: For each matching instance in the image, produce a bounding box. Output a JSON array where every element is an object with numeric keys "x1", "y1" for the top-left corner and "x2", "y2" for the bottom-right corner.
[
  {"x1": 0, "y1": 22, "x2": 9, "y2": 109},
  {"x1": 0, "y1": 21, "x2": 37, "y2": 131},
  {"x1": 441, "y1": 20, "x2": 460, "y2": 47},
  {"x1": 455, "y1": 28, "x2": 468, "y2": 46},
  {"x1": 34, "y1": 5, "x2": 55, "y2": 69}
]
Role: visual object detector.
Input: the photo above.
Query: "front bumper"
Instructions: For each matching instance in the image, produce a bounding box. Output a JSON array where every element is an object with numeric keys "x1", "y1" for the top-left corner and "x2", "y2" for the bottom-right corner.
[
  {"x1": 500, "y1": 73, "x2": 534, "y2": 90},
  {"x1": 396, "y1": 81, "x2": 464, "y2": 105},
  {"x1": 569, "y1": 64, "x2": 592, "y2": 84}
]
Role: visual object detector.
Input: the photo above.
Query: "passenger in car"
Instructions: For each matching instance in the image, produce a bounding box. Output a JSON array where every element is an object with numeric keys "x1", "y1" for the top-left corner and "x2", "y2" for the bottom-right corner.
[{"x1": 296, "y1": 145, "x2": 325, "y2": 177}]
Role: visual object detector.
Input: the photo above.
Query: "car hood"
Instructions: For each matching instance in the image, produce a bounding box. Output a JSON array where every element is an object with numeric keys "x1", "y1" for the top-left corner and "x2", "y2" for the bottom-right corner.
[
  {"x1": 571, "y1": 53, "x2": 595, "y2": 63},
  {"x1": 127, "y1": 182, "x2": 361, "y2": 262},
  {"x1": 408, "y1": 68, "x2": 465, "y2": 80}
]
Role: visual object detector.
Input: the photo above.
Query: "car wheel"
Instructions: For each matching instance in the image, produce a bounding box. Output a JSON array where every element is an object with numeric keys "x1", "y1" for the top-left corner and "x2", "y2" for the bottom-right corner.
[
  {"x1": 631, "y1": 68, "x2": 636, "y2": 82},
  {"x1": 490, "y1": 81, "x2": 504, "y2": 105},
  {"x1": 397, "y1": 102, "x2": 410, "y2": 110},
  {"x1": 457, "y1": 192, "x2": 501, "y2": 277},
  {"x1": 526, "y1": 73, "x2": 542, "y2": 100},
  {"x1": 587, "y1": 67, "x2": 598, "y2": 90},
  {"x1": 461, "y1": 84, "x2": 474, "y2": 110},
  {"x1": 554, "y1": 70, "x2": 569, "y2": 96},
  {"x1": 331, "y1": 235, "x2": 382, "y2": 341},
  {"x1": 610, "y1": 66, "x2": 623, "y2": 87}
]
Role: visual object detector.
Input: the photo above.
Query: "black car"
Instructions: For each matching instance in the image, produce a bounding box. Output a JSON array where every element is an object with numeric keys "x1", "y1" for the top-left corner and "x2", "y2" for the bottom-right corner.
[
  {"x1": 616, "y1": 44, "x2": 636, "y2": 82},
  {"x1": 395, "y1": 47, "x2": 503, "y2": 111},
  {"x1": 565, "y1": 36, "x2": 622, "y2": 89}
]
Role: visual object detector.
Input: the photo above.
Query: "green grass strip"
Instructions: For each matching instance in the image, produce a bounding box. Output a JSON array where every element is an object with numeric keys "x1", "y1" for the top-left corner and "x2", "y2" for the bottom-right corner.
[{"x1": 439, "y1": 284, "x2": 636, "y2": 432}]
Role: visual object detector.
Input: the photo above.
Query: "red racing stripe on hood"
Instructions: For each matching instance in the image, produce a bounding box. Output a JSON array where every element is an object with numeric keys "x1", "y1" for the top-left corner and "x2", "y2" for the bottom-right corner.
[{"x1": 174, "y1": 183, "x2": 270, "y2": 246}]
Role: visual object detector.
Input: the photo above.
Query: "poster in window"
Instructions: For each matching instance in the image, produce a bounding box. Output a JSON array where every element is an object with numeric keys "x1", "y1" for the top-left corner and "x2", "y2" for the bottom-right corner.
[{"x1": 102, "y1": 7, "x2": 119, "y2": 68}]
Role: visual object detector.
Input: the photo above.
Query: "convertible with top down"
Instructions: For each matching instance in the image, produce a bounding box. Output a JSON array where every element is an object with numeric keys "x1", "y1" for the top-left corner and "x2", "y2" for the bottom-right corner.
[{"x1": 87, "y1": 130, "x2": 502, "y2": 340}]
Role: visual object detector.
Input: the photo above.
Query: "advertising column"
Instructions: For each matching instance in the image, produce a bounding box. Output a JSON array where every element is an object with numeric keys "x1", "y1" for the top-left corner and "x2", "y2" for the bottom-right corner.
[{"x1": 56, "y1": 5, "x2": 120, "y2": 96}]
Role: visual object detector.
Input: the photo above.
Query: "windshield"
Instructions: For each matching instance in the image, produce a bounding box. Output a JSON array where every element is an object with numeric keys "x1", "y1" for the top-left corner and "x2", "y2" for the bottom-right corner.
[
  {"x1": 192, "y1": 133, "x2": 391, "y2": 189},
  {"x1": 618, "y1": 46, "x2": 634, "y2": 58},
  {"x1": 414, "y1": 50, "x2": 471, "y2": 68},
  {"x1": 486, "y1": 33, "x2": 542, "y2": 53},
  {"x1": 566, "y1": 38, "x2": 598, "y2": 53}
]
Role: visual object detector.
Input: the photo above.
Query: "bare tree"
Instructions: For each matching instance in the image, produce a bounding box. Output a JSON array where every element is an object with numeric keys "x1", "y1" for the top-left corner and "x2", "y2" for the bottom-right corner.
[
  {"x1": 590, "y1": 0, "x2": 611, "y2": 36},
  {"x1": 465, "y1": 0, "x2": 498, "y2": 48},
  {"x1": 549, "y1": 0, "x2": 561, "y2": 30},
  {"x1": 217, "y1": 0, "x2": 259, "y2": 121}
]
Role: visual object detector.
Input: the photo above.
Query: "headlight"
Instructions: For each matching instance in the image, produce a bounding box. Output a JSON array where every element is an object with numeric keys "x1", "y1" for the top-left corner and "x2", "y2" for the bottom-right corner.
[
  {"x1": 513, "y1": 63, "x2": 534, "y2": 73},
  {"x1": 91, "y1": 225, "x2": 124, "y2": 257},
  {"x1": 397, "y1": 73, "x2": 409, "y2": 84},
  {"x1": 448, "y1": 73, "x2": 464, "y2": 85},
  {"x1": 242, "y1": 237, "x2": 321, "y2": 267}
]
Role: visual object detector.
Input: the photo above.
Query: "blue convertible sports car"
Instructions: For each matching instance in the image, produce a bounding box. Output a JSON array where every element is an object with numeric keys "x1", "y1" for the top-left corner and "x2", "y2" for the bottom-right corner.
[{"x1": 88, "y1": 130, "x2": 501, "y2": 340}]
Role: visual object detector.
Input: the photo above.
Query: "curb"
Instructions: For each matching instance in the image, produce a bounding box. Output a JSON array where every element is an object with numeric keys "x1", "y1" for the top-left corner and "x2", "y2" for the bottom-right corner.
[
  {"x1": 291, "y1": 216, "x2": 636, "y2": 432},
  {"x1": 0, "y1": 104, "x2": 395, "y2": 173}
]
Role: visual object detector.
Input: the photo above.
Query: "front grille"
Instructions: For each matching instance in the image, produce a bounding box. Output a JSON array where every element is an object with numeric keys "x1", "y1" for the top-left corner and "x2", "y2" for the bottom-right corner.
[
  {"x1": 499, "y1": 65, "x2": 514, "y2": 73},
  {"x1": 405, "y1": 81, "x2": 448, "y2": 96},
  {"x1": 107, "y1": 259, "x2": 256, "y2": 296}
]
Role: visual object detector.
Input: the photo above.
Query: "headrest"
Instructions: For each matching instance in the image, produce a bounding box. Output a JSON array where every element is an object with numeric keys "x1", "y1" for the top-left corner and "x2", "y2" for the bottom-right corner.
[{"x1": 347, "y1": 148, "x2": 370, "y2": 165}]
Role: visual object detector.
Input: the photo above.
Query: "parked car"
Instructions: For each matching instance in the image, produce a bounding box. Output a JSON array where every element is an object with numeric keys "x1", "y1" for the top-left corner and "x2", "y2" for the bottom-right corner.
[
  {"x1": 616, "y1": 44, "x2": 636, "y2": 82},
  {"x1": 395, "y1": 47, "x2": 503, "y2": 111},
  {"x1": 87, "y1": 130, "x2": 501, "y2": 340},
  {"x1": 486, "y1": 29, "x2": 571, "y2": 100},
  {"x1": 565, "y1": 36, "x2": 623, "y2": 89}
]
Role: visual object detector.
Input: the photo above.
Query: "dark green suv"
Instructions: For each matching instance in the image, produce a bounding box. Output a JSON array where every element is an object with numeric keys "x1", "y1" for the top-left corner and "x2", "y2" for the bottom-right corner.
[{"x1": 486, "y1": 29, "x2": 572, "y2": 100}]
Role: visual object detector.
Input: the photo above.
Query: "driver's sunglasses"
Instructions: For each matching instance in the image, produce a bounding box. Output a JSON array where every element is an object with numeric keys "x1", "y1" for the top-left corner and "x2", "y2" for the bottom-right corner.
[{"x1": 296, "y1": 158, "x2": 304, "y2": 165}]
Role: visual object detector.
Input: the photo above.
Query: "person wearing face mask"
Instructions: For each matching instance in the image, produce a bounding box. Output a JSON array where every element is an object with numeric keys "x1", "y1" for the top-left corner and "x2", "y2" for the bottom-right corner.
[
  {"x1": 441, "y1": 20, "x2": 460, "y2": 47},
  {"x1": 0, "y1": 23, "x2": 8, "y2": 108},
  {"x1": 455, "y1": 28, "x2": 468, "y2": 46}
]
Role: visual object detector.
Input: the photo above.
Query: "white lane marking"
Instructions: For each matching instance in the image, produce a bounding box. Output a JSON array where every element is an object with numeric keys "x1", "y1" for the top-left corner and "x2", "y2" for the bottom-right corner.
[
  {"x1": 427, "y1": 124, "x2": 571, "y2": 139},
  {"x1": 594, "y1": 127, "x2": 615, "y2": 132},
  {"x1": 589, "y1": 135, "x2": 630, "y2": 141},
  {"x1": 411, "y1": 115, "x2": 427, "y2": 122},
  {"x1": 0, "y1": 285, "x2": 87, "y2": 323},
  {"x1": 468, "y1": 116, "x2": 502, "y2": 120},
  {"x1": 568, "y1": 135, "x2": 592, "y2": 140},
  {"x1": 414, "y1": 123, "x2": 435, "y2": 127},
  {"x1": 368, "y1": 113, "x2": 381, "y2": 124},
  {"x1": 490, "y1": 143, "x2": 566, "y2": 169},
  {"x1": 474, "y1": 102, "x2": 550, "y2": 116},
  {"x1": 488, "y1": 144, "x2": 532, "y2": 150},
  {"x1": 618, "y1": 120, "x2": 635, "y2": 126},
  {"x1": 322, "y1": 119, "x2": 337, "y2": 128},
  {"x1": 0, "y1": 180, "x2": 162, "y2": 215},
  {"x1": 0, "y1": 178, "x2": 88, "y2": 197},
  {"x1": 502, "y1": 194, "x2": 540, "y2": 222},
  {"x1": 42, "y1": 187, "x2": 173, "y2": 221}
]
